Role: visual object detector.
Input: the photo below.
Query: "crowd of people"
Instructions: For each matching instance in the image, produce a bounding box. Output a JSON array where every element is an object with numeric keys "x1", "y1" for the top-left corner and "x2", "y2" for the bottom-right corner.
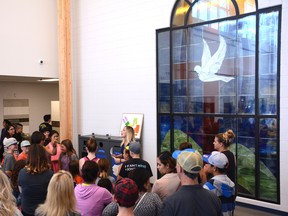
[{"x1": 0, "y1": 116, "x2": 237, "y2": 216}]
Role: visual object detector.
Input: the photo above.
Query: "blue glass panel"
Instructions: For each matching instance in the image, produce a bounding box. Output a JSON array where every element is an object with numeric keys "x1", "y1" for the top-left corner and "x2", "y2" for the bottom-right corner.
[
  {"x1": 237, "y1": 118, "x2": 256, "y2": 197},
  {"x1": 159, "y1": 115, "x2": 171, "y2": 152},
  {"x1": 158, "y1": 31, "x2": 171, "y2": 113},
  {"x1": 258, "y1": 11, "x2": 278, "y2": 115},
  {"x1": 173, "y1": 116, "x2": 188, "y2": 150},
  {"x1": 259, "y1": 118, "x2": 277, "y2": 202}
]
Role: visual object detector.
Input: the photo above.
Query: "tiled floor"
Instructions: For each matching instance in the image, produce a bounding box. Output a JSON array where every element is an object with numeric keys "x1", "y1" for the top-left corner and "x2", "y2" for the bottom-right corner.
[{"x1": 234, "y1": 205, "x2": 285, "y2": 216}]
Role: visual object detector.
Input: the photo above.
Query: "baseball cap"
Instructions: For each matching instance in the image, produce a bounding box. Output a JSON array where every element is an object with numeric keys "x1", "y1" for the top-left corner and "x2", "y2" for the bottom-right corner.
[
  {"x1": 4, "y1": 138, "x2": 18, "y2": 148},
  {"x1": 202, "y1": 151, "x2": 228, "y2": 169},
  {"x1": 172, "y1": 148, "x2": 196, "y2": 159},
  {"x1": 177, "y1": 151, "x2": 203, "y2": 174},
  {"x1": 114, "y1": 178, "x2": 139, "y2": 207},
  {"x1": 126, "y1": 141, "x2": 141, "y2": 154},
  {"x1": 21, "y1": 140, "x2": 31, "y2": 148}
]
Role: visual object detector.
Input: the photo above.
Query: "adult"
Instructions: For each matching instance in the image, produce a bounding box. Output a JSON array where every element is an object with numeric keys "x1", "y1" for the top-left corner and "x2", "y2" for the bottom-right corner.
[
  {"x1": 213, "y1": 129, "x2": 236, "y2": 184},
  {"x1": 59, "y1": 139, "x2": 78, "y2": 171},
  {"x1": 3, "y1": 124, "x2": 16, "y2": 156},
  {"x1": 0, "y1": 170, "x2": 22, "y2": 216},
  {"x1": 47, "y1": 130, "x2": 61, "y2": 172},
  {"x1": 17, "y1": 140, "x2": 31, "y2": 161},
  {"x1": 103, "y1": 169, "x2": 162, "y2": 216},
  {"x1": 3, "y1": 138, "x2": 18, "y2": 177},
  {"x1": 79, "y1": 137, "x2": 99, "y2": 173},
  {"x1": 118, "y1": 141, "x2": 153, "y2": 179},
  {"x1": 39, "y1": 114, "x2": 52, "y2": 133},
  {"x1": 75, "y1": 160, "x2": 112, "y2": 216},
  {"x1": 152, "y1": 151, "x2": 180, "y2": 200},
  {"x1": 0, "y1": 119, "x2": 11, "y2": 162},
  {"x1": 161, "y1": 150, "x2": 222, "y2": 216},
  {"x1": 203, "y1": 151, "x2": 235, "y2": 216},
  {"x1": 113, "y1": 126, "x2": 135, "y2": 163},
  {"x1": 18, "y1": 144, "x2": 54, "y2": 216},
  {"x1": 14, "y1": 123, "x2": 24, "y2": 153},
  {"x1": 35, "y1": 171, "x2": 80, "y2": 216},
  {"x1": 114, "y1": 178, "x2": 139, "y2": 216}
]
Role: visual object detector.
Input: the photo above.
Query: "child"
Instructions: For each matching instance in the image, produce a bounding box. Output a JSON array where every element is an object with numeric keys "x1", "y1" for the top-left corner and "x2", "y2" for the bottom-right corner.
[
  {"x1": 69, "y1": 160, "x2": 83, "y2": 187},
  {"x1": 59, "y1": 139, "x2": 78, "y2": 171},
  {"x1": 17, "y1": 140, "x2": 31, "y2": 161},
  {"x1": 3, "y1": 137, "x2": 18, "y2": 177},
  {"x1": 202, "y1": 151, "x2": 235, "y2": 216}
]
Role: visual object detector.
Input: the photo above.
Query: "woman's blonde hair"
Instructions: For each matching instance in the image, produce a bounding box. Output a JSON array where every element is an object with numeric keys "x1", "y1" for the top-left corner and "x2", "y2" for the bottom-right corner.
[
  {"x1": 35, "y1": 170, "x2": 78, "y2": 216},
  {"x1": 0, "y1": 171, "x2": 18, "y2": 216},
  {"x1": 120, "y1": 126, "x2": 135, "y2": 146}
]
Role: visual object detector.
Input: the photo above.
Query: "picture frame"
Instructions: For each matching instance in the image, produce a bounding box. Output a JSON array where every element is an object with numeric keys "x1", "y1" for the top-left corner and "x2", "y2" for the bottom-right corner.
[{"x1": 120, "y1": 113, "x2": 144, "y2": 139}]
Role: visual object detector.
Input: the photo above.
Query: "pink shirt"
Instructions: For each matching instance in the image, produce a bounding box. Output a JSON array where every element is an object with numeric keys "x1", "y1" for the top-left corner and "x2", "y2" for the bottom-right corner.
[
  {"x1": 75, "y1": 184, "x2": 112, "y2": 216},
  {"x1": 47, "y1": 142, "x2": 61, "y2": 162}
]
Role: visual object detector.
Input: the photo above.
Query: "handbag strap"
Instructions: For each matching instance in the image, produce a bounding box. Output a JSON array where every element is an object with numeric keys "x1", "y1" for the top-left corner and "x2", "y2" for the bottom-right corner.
[{"x1": 134, "y1": 192, "x2": 147, "y2": 212}]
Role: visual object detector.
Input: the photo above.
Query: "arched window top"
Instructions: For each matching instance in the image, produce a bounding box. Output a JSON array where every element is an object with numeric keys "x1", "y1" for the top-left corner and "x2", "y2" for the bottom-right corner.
[{"x1": 171, "y1": 0, "x2": 257, "y2": 27}]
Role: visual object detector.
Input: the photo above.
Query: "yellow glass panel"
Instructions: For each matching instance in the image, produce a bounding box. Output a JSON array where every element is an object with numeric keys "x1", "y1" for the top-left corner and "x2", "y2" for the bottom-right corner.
[
  {"x1": 236, "y1": 0, "x2": 256, "y2": 14},
  {"x1": 172, "y1": 0, "x2": 191, "y2": 27}
]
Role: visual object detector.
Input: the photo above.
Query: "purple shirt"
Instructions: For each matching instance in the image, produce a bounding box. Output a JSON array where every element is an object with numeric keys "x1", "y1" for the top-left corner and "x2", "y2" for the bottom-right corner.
[{"x1": 75, "y1": 183, "x2": 112, "y2": 216}]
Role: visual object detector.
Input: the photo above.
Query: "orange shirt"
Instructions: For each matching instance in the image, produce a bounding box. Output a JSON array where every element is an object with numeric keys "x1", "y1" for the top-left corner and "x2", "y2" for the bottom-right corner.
[
  {"x1": 75, "y1": 175, "x2": 84, "y2": 184},
  {"x1": 17, "y1": 152, "x2": 28, "y2": 161}
]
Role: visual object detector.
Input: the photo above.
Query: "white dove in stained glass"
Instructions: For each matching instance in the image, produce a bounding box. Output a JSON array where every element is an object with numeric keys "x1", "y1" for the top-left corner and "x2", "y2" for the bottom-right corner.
[{"x1": 194, "y1": 36, "x2": 234, "y2": 82}]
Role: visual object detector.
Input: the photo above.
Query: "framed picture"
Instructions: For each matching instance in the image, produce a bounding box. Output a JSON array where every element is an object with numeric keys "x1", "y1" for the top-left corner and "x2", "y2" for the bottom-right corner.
[{"x1": 120, "y1": 113, "x2": 144, "y2": 139}]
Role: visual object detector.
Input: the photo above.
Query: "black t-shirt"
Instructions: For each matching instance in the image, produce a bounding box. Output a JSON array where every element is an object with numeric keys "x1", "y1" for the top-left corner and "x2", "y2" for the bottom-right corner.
[
  {"x1": 18, "y1": 168, "x2": 54, "y2": 215},
  {"x1": 119, "y1": 158, "x2": 153, "y2": 178}
]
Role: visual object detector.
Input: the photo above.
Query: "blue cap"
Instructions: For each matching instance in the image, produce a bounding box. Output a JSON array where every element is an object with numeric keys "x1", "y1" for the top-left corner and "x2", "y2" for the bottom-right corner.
[{"x1": 172, "y1": 148, "x2": 196, "y2": 159}]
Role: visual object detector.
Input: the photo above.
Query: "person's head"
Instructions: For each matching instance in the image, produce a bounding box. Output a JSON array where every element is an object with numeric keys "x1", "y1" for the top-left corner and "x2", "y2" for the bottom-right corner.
[
  {"x1": 202, "y1": 151, "x2": 229, "y2": 174},
  {"x1": 10, "y1": 160, "x2": 26, "y2": 189},
  {"x1": 20, "y1": 140, "x2": 31, "y2": 153},
  {"x1": 157, "y1": 151, "x2": 177, "y2": 175},
  {"x1": 214, "y1": 129, "x2": 235, "y2": 150},
  {"x1": 5, "y1": 124, "x2": 15, "y2": 137},
  {"x1": 31, "y1": 131, "x2": 45, "y2": 145},
  {"x1": 36, "y1": 171, "x2": 77, "y2": 216},
  {"x1": 0, "y1": 170, "x2": 17, "y2": 216},
  {"x1": 114, "y1": 178, "x2": 138, "y2": 208},
  {"x1": 97, "y1": 178, "x2": 113, "y2": 193},
  {"x1": 41, "y1": 127, "x2": 51, "y2": 137},
  {"x1": 86, "y1": 137, "x2": 98, "y2": 153},
  {"x1": 121, "y1": 126, "x2": 135, "y2": 144},
  {"x1": 68, "y1": 160, "x2": 80, "y2": 179},
  {"x1": 49, "y1": 130, "x2": 59, "y2": 144},
  {"x1": 2, "y1": 119, "x2": 11, "y2": 128},
  {"x1": 26, "y1": 144, "x2": 50, "y2": 174},
  {"x1": 98, "y1": 158, "x2": 110, "y2": 179},
  {"x1": 127, "y1": 141, "x2": 141, "y2": 157},
  {"x1": 4, "y1": 137, "x2": 18, "y2": 151},
  {"x1": 60, "y1": 139, "x2": 75, "y2": 155},
  {"x1": 43, "y1": 114, "x2": 51, "y2": 123},
  {"x1": 15, "y1": 123, "x2": 23, "y2": 134},
  {"x1": 128, "y1": 168, "x2": 151, "y2": 192},
  {"x1": 178, "y1": 142, "x2": 193, "y2": 150},
  {"x1": 123, "y1": 148, "x2": 132, "y2": 161},
  {"x1": 173, "y1": 150, "x2": 203, "y2": 180},
  {"x1": 81, "y1": 160, "x2": 99, "y2": 183}
]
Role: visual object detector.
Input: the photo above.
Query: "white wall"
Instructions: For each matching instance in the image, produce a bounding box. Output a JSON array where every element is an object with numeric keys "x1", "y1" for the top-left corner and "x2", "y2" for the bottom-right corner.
[
  {"x1": 71, "y1": 0, "x2": 175, "y2": 183},
  {"x1": 71, "y1": 0, "x2": 288, "y2": 212},
  {"x1": 0, "y1": 0, "x2": 58, "y2": 78},
  {"x1": 0, "y1": 82, "x2": 59, "y2": 134}
]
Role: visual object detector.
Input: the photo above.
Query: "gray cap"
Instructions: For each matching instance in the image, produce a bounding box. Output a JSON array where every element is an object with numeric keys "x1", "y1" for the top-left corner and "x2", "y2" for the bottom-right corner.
[
  {"x1": 127, "y1": 141, "x2": 141, "y2": 154},
  {"x1": 21, "y1": 140, "x2": 31, "y2": 148}
]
